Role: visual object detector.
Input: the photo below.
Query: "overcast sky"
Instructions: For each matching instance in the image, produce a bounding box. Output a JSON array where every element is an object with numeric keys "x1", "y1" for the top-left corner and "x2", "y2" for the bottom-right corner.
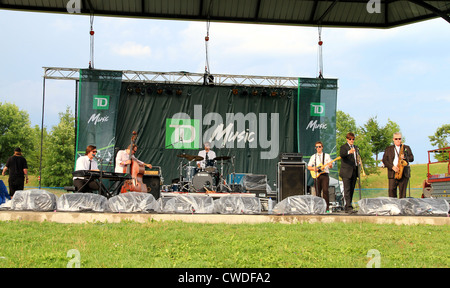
[{"x1": 1, "y1": 9, "x2": 449, "y2": 164}]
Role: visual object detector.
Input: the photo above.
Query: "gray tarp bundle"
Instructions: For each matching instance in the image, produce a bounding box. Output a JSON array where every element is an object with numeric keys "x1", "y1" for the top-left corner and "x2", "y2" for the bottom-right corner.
[
  {"x1": 159, "y1": 194, "x2": 215, "y2": 214},
  {"x1": 108, "y1": 192, "x2": 158, "y2": 213},
  {"x1": 271, "y1": 195, "x2": 327, "y2": 215},
  {"x1": 401, "y1": 198, "x2": 449, "y2": 216},
  {"x1": 213, "y1": 195, "x2": 261, "y2": 214},
  {"x1": 357, "y1": 197, "x2": 449, "y2": 216},
  {"x1": 57, "y1": 193, "x2": 108, "y2": 212},
  {"x1": 357, "y1": 197, "x2": 402, "y2": 216},
  {"x1": 10, "y1": 189, "x2": 57, "y2": 211}
]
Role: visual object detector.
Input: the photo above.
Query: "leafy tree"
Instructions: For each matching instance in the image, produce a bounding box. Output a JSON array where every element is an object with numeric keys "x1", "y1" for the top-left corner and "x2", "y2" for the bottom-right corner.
[
  {"x1": 336, "y1": 110, "x2": 357, "y2": 148},
  {"x1": 336, "y1": 111, "x2": 374, "y2": 176},
  {"x1": 0, "y1": 102, "x2": 34, "y2": 164},
  {"x1": 41, "y1": 107, "x2": 75, "y2": 187},
  {"x1": 362, "y1": 116, "x2": 400, "y2": 166},
  {"x1": 428, "y1": 124, "x2": 450, "y2": 161},
  {"x1": 26, "y1": 125, "x2": 50, "y2": 174}
]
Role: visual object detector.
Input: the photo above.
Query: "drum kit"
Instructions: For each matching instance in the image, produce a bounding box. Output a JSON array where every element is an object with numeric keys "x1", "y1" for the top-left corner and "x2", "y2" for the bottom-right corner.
[{"x1": 174, "y1": 153, "x2": 234, "y2": 193}]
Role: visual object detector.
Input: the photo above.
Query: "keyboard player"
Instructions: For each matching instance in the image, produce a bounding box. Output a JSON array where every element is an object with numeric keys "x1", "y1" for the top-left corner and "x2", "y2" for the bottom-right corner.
[{"x1": 73, "y1": 145, "x2": 101, "y2": 193}]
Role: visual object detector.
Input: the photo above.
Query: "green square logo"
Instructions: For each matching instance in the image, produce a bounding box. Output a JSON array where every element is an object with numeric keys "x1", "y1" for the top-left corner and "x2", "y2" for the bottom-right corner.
[
  {"x1": 93, "y1": 95, "x2": 110, "y2": 110},
  {"x1": 310, "y1": 102, "x2": 325, "y2": 117},
  {"x1": 165, "y1": 118, "x2": 200, "y2": 149}
]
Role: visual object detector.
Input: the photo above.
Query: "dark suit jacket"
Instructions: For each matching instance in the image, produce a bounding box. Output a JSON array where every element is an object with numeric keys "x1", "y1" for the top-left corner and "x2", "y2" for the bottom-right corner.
[
  {"x1": 382, "y1": 144, "x2": 414, "y2": 179},
  {"x1": 339, "y1": 143, "x2": 359, "y2": 179}
]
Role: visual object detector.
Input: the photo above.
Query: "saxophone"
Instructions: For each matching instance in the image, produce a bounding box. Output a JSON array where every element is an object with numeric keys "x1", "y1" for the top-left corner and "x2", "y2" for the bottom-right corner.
[{"x1": 395, "y1": 144, "x2": 408, "y2": 180}]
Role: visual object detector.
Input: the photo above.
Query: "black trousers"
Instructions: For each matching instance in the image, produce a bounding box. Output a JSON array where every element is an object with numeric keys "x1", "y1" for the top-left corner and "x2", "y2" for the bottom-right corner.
[
  {"x1": 342, "y1": 168, "x2": 358, "y2": 211},
  {"x1": 73, "y1": 179, "x2": 100, "y2": 193},
  {"x1": 314, "y1": 173, "x2": 330, "y2": 210},
  {"x1": 388, "y1": 176, "x2": 409, "y2": 198},
  {"x1": 8, "y1": 176, "x2": 25, "y2": 197}
]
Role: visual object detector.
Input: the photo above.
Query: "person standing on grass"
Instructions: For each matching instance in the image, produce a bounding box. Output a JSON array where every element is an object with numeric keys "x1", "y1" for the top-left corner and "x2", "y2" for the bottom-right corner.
[{"x1": 2, "y1": 147, "x2": 28, "y2": 198}]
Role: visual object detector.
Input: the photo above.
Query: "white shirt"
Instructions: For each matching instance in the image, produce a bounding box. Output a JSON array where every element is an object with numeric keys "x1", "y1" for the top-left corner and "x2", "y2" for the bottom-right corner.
[
  {"x1": 73, "y1": 155, "x2": 98, "y2": 180},
  {"x1": 115, "y1": 149, "x2": 144, "y2": 173},
  {"x1": 393, "y1": 145, "x2": 401, "y2": 167},
  {"x1": 308, "y1": 152, "x2": 332, "y2": 174},
  {"x1": 197, "y1": 150, "x2": 216, "y2": 169}
]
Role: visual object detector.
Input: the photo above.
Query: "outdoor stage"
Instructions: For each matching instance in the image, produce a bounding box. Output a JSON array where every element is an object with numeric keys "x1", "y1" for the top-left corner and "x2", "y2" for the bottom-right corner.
[{"x1": 0, "y1": 210, "x2": 448, "y2": 226}]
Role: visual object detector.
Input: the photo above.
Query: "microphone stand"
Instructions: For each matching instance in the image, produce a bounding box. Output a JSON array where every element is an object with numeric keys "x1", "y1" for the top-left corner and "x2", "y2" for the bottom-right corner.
[{"x1": 95, "y1": 155, "x2": 104, "y2": 197}]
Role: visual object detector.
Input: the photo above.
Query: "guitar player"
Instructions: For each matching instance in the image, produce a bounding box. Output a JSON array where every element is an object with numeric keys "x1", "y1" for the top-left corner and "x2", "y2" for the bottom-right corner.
[{"x1": 307, "y1": 141, "x2": 333, "y2": 212}]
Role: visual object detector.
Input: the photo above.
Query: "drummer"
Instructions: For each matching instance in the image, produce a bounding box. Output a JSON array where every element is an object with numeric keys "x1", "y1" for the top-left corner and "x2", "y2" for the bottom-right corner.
[{"x1": 197, "y1": 142, "x2": 216, "y2": 171}]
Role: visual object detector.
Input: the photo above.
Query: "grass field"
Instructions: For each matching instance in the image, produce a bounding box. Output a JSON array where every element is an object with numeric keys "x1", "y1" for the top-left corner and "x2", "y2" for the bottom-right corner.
[
  {"x1": 0, "y1": 220, "x2": 448, "y2": 268},
  {"x1": 0, "y1": 164, "x2": 449, "y2": 268}
]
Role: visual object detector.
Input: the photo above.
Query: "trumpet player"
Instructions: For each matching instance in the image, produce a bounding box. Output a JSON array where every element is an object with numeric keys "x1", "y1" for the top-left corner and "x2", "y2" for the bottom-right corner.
[{"x1": 382, "y1": 132, "x2": 414, "y2": 198}]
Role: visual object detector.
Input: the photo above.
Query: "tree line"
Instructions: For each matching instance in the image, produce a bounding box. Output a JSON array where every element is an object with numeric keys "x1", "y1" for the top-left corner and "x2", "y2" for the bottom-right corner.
[{"x1": 1, "y1": 102, "x2": 449, "y2": 187}]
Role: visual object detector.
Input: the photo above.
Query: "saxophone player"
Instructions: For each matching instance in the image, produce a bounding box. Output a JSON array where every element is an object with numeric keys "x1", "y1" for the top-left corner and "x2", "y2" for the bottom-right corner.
[{"x1": 382, "y1": 132, "x2": 414, "y2": 198}]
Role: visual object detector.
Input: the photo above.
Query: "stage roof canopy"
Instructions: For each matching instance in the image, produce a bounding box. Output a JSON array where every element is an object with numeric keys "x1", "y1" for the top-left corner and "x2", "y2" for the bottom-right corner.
[{"x1": 1, "y1": 0, "x2": 449, "y2": 28}]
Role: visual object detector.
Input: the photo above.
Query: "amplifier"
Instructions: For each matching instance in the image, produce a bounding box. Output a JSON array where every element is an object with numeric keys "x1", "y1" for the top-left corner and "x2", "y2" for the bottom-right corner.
[{"x1": 279, "y1": 153, "x2": 303, "y2": 163}]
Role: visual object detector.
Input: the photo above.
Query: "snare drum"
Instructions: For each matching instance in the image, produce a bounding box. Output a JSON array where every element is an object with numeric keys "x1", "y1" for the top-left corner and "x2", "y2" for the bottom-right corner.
[
  {"x1": 171, "y1": 183, "x2": 181, "y2": 192},
  {"x1": 204, "y1": 159, "x2": 217, "y2": 173}
]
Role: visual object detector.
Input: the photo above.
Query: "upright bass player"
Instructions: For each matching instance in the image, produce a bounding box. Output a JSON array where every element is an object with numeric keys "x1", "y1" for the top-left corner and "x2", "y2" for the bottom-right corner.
[{"x1": 382, "y1": 132, "x2": 414, "y2": 198}]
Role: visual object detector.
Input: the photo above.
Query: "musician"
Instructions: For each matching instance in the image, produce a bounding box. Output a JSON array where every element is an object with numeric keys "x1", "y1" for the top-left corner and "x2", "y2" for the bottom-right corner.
[
  {"x1": 115, "y1": 144, "x2": 151, "y2": 173},
  {"x1": 339, "y1": 132, "x2": 359, "y2": 213},
  {"x1": 382, "y1": 132, "x2": 414, "y2": 198},
  {"x1": 73, "y1": 145, "x2": 101, "y2": 193},
  {"x1": 197, "y1": 142, "x2": 216, "y2": 170},
  {"x1": 307, "y1": 141, "x2": 333, "y2": 212}
]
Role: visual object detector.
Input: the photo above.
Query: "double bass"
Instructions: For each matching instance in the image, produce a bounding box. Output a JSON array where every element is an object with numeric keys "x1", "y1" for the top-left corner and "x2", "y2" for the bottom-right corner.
[{"x1": 121, "y1": 131, "x2": 148, "y2": 193}]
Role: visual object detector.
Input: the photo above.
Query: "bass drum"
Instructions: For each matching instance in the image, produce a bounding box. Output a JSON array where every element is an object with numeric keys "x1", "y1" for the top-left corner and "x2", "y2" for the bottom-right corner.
[{"x1": 192, "y1": 172, "x2": 214, "y2": 192}]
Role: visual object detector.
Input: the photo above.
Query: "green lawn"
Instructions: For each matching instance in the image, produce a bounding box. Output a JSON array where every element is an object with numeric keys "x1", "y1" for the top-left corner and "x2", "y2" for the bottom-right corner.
[
  {"x1": 0, "y1": 220, "x2": 448, "y2": 268},
  {"x1": 1, "y1": 165, "x2": 448, "y2": 268}
]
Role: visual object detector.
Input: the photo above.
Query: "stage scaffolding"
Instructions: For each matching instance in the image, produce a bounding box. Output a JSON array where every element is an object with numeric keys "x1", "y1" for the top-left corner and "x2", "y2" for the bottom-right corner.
[{"x1": 43, "y1": 67, "x2": 299, "y2": 88}]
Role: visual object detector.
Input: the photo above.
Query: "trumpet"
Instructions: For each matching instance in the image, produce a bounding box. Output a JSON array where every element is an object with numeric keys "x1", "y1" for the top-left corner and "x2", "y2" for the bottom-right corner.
[{"x1": 357, "y1": 154, "x2": 366, "y2": 177}]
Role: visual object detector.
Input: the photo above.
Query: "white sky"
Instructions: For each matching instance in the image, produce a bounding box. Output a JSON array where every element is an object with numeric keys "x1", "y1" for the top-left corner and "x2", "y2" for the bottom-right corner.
[{"x1": 1, "y1": 9, "x2": 449, "y2": 164}]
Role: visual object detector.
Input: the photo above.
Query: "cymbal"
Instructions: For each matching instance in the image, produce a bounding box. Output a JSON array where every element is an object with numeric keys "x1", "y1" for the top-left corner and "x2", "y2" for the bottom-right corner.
[
  {"x1": 177, "y1": 154, "x2": 204, "y2": 161},
  {"x1": 215, "y1": 156, "x2": 231, "y2": 161},
  {"x1": 186, "y1": 155, "x2": 204, "y2": 161}
]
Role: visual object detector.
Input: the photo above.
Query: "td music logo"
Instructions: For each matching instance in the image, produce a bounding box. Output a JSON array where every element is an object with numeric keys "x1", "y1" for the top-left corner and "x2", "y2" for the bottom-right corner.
[
  {"x1": 88, "y1": 95, "x2": 110, "y2": 125},
  {"x1": 306, "y1": 102, "x2": 327, "y2": 132},
  {"x1": 93, "y1": 95, "x2": 110, "y2": 110},
  {"x1": 165, "y1": 105, "x2": 279, "y2": 160}
]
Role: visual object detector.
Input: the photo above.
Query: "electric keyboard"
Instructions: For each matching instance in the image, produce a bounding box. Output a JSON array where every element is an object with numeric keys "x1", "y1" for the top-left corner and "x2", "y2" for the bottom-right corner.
[{"x1": 72, "y1": 170, "x2": 132, "y2": 181}]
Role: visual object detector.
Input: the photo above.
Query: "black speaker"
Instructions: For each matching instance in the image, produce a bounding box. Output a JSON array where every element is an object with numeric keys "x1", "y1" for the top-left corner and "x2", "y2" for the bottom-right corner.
[
  {"x1": 143, "y1": 175, "x2": 161, "y2": 200},
  {"x1": 278, "y1": 162, "x2": 307, "y2": 201}
]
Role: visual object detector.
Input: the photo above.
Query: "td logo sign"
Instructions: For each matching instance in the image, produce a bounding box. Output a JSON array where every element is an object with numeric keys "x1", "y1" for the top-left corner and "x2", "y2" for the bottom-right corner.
[
  {"x1": 166, "y1": 118, "x2": 200, "y2": 149},
  {"x1": 310, "y1": 102, "x2": 325, "y2": 117},
  {"x1": 93, "y1": 95, "x2": 110, "y2": 110}
]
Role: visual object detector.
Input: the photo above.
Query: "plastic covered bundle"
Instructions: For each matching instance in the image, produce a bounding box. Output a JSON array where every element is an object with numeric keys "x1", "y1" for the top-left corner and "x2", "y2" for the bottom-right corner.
[
  {"x1": 108, "y1": 192, "x2": 158, "y2": 213},
  {"x1": 57, "y1": 193, "x2": 108, "y2": 212},
  {"x1": 272, "y1": 195, "x2": 327, "y2": 215},
  {"x1": 400, "y1": 198, "x2": 449, "y2": 216},
  {"x1": 161, "y1": 194, "x2": 214, "y2": 214},
  {"x1": 242, "y1": 175, "x2": 267, "y2": 191},
  {"x1": 357, "y1": 197, "x2": 402, "y2": 215},
  {"x1": 11, "y1": 189, "x2": 57, "y2": 211},
  {"x1": 213, "y1": 195, "x2": 261, "y2": 214}
]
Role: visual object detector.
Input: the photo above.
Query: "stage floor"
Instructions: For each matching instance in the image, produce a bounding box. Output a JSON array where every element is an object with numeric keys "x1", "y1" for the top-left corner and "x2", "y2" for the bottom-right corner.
[{"x1": 0, "y1": 210, "x2": 448, "y2": 226}]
